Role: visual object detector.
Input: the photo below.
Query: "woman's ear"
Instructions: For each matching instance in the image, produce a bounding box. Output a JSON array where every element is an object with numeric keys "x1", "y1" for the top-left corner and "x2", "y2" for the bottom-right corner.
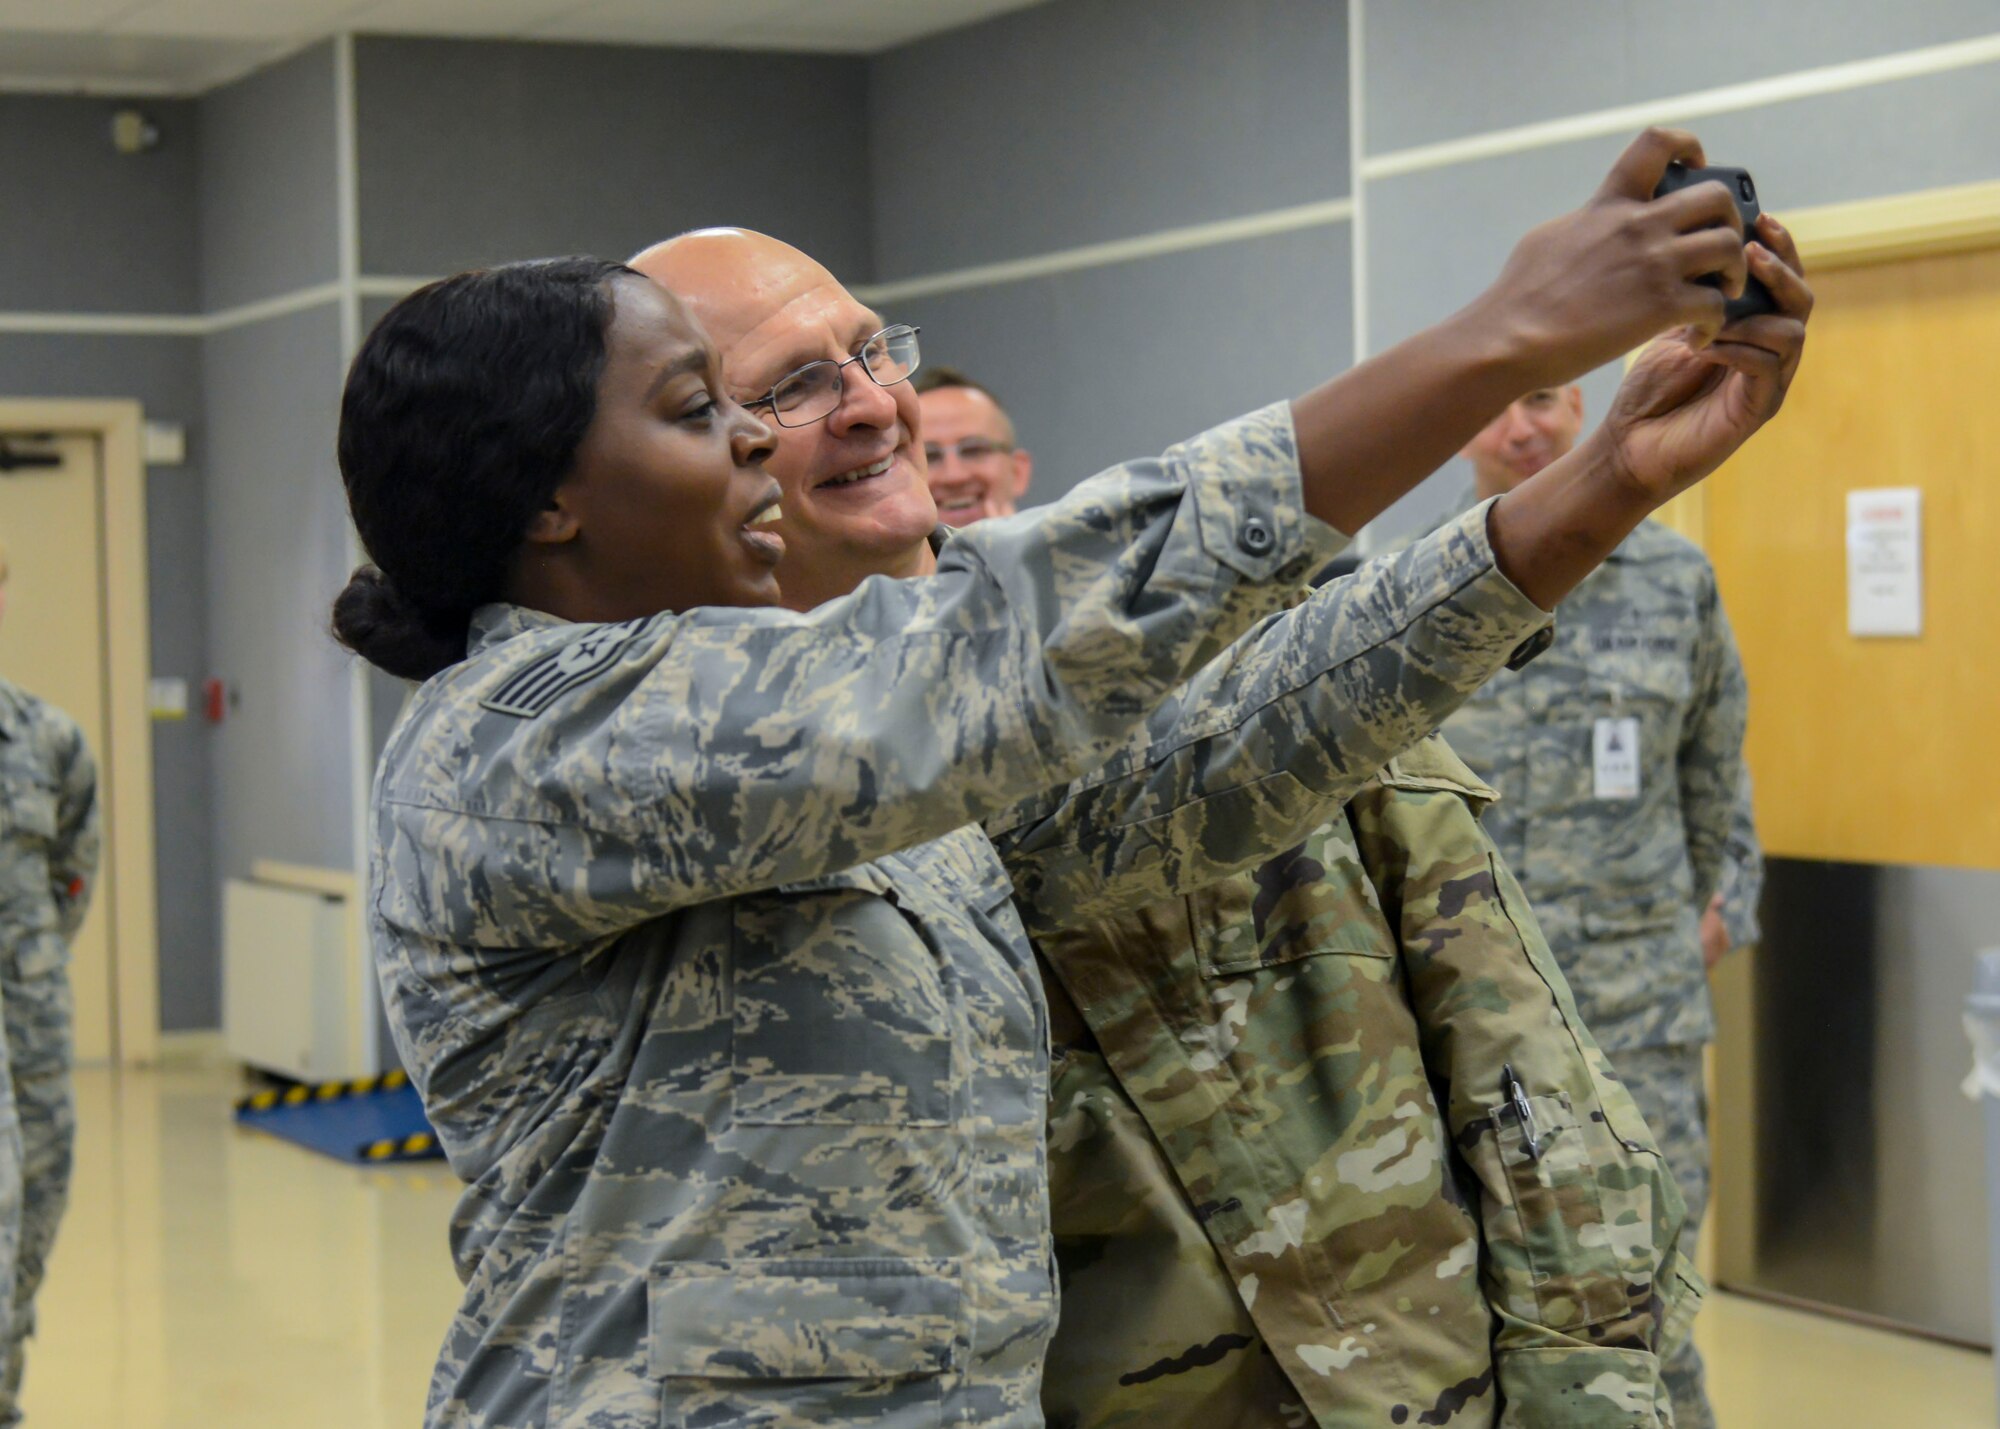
[{"x1": 522, "y1": 487, "x2": 581, "y2": 546}]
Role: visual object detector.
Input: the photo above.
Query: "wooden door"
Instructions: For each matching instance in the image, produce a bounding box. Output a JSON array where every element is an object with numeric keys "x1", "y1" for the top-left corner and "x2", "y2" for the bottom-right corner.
[
  {"x1": 1702, "y1": 244, "x2": 2000, "y2": 868},
  {"x1": 0, "y1": 432, "x2": 119, "y2": 1062}
]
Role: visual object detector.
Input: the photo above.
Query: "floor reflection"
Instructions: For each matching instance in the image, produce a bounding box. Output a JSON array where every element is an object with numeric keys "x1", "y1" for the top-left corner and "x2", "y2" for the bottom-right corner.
[
  {"x1": 28, "y1": 1065, "x2": 461, "y2": 1428},
  {"x1": 19, "y1": 1064, "x2": 1997, "y2": 1426}
]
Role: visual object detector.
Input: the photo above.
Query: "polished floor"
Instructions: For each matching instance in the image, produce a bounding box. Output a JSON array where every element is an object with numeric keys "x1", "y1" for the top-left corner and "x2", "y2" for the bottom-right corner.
[{"x1": 18, "y1": 1065, "x2": 1998, "y2": 1426}]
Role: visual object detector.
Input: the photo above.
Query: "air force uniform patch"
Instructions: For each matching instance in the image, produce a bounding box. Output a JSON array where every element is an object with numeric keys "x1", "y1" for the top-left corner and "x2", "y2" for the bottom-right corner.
[{"x1": 481, "y1": 620, "x2": 647, "y2": 718}]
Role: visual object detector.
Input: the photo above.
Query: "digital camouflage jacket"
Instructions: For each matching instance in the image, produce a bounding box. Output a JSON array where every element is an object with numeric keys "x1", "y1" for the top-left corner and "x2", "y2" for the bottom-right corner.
[
  {"x1": 1441, "y1": 517, "x2": 1762, "y2": 1053},
  {"x1": 0, "y1": 677, "x2": 99, "y2": 1358},
  {"x1": 371, "y1": 406, "x2": 1562, "y2": 1429}
]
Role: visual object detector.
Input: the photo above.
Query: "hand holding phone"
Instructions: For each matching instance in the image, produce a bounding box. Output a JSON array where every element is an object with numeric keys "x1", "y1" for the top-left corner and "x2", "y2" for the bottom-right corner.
[{"x1": 1652, "y1": 162, "x2": 1778, "y2": 322}]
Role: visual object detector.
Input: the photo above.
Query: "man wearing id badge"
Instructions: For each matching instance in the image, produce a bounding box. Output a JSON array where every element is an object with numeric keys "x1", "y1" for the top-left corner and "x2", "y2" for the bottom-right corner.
[{"x1": 1438, "y1": 382, "x2": 1763, "y2": 1429}]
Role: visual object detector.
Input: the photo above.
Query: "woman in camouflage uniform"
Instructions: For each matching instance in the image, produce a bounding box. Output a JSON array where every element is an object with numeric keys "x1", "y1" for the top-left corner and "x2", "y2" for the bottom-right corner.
[{"x1": 331, "y1": 258, "x2": 1351, "y2": 1428}]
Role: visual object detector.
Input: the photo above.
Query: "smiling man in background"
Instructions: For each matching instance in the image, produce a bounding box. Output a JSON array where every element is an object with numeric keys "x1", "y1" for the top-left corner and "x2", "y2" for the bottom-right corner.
[{"x1": 913, "y1": 366, "x2": 1033, "y2": 527}]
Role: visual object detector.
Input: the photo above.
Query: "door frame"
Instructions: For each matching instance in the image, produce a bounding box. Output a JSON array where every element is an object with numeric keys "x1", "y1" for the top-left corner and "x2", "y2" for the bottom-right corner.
[
  {"x1": 0, "y1": 398, "x2": 158, "y2": 1065},
  {"x1": 1654, "y1": 175, "x2": 2000, "y2": 545}
]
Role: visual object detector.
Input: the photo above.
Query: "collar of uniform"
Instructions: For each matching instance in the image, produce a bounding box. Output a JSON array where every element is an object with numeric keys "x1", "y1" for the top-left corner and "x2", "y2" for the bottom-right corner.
[
  {"x1": 466, "y1": 602, "x2": 573, "y2": 656},
  {"x1": 927, "y1": 526, "x2": 951, "y2": 556}
]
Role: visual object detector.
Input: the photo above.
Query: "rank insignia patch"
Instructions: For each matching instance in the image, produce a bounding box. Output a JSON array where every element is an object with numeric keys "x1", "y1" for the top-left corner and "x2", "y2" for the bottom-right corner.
[{"x1": 480, "y1": 620, "x2": 649, "y2": 718}]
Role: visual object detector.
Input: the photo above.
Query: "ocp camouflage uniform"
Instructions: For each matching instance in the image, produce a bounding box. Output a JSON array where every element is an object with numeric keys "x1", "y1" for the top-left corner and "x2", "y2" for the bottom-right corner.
[
  {"x1": 1034, "y1": 735, "x2": 1700, "y2": 1429},
  {"x1": 1440, "y1": 516, "x2": 1762, "y2": 1429},
  {"x1": 0, "y1": 677, "x2": 98, "y2": 1427},
  {"x1": 372, "y1": 405, "x2": 1563, "y2": 1428}
]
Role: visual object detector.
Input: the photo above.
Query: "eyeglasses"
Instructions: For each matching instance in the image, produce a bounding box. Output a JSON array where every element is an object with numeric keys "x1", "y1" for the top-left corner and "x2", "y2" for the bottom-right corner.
[
  {"x1": 923, "y1": 437, "x2": 1015, "y2": 466},
  {"x1": 743, "y1": 324, "x2": 922, "y2": 429}
]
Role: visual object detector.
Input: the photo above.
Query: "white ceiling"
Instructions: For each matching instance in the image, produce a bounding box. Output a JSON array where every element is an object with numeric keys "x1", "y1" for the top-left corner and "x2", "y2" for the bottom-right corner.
[{"x1": 0, "y1": 0, "x2": 1051, "y2": 94}]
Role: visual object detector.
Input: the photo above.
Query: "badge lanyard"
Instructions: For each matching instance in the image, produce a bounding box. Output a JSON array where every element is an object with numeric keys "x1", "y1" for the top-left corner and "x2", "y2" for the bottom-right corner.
[{"x1": 1593, "y1": 684, "x2": 1640, "y2": 801}]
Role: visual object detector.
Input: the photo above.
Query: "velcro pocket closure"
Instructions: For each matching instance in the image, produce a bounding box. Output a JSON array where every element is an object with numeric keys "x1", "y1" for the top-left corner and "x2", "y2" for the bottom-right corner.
[
  {"x1": 733, "y1": 865, "x2": 956, "y2": 1126},
  {"x1": 648, "y1": 1257, "x2": 962, "y2": 1381},
  {"x1": 771, "y1": 864, "x2": 898, "y2": 899},
  {"x1": 1657, "y1": 1259, "x2": 1707, "y2": 1361}
]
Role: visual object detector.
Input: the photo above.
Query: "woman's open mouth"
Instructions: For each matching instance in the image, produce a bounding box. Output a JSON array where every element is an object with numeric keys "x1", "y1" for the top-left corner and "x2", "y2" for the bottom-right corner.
[{"x1": 740, "y1": 496, "x2": 785, "y2": 563}]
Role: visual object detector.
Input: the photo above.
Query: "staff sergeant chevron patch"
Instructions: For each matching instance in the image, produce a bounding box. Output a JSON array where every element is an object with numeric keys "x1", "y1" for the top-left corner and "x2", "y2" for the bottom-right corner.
[{"x1": 480, "y1": 619, "x2": 650, "y2": 718}]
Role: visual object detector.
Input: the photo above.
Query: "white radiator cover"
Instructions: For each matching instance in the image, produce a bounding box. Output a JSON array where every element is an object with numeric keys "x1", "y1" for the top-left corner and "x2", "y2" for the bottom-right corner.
[{"x1": 222, "y1": 863, "x2": 379, "y2": 1081}]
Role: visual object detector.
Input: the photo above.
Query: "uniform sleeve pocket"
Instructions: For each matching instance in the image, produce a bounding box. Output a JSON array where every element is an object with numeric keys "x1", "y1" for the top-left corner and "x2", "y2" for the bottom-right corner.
[
  {"x1": 647, "y1": 1257, "x2": 963, "y2": 1381},
  {"x1": 1474, "y1": 1093, "x2": 1632, "y2": 1332},
  {"x1": 1657, "y1": 1259, "x2": 1707, "y2": 1361}
]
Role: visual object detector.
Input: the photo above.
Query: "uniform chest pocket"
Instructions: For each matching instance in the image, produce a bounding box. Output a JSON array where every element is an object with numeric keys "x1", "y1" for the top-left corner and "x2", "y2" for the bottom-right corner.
[
  {"x1": 1588, "y1": 643, "x2": 1692, "y2": 708},
  {"x1": 1191, "y1": 820, "x2": 1395, "y2": 976},
  {"x1": 649, "y1": 1257, "x2": 958, "y2": 1427},
  {"x1": 730, "y1": 867, "x2": 956, "y2": 1127}
]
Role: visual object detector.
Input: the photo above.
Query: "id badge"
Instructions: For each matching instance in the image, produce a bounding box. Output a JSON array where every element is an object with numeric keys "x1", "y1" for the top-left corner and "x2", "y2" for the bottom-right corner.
[{"x1": 1593, "y1": 717, "x2": 1641, "y2": 800}]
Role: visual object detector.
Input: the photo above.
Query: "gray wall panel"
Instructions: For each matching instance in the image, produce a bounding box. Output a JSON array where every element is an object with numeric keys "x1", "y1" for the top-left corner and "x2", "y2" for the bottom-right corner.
[
  {"x1": 1361, "y1": 131, "x2": 1631, "y2": 545},
  {"x1": 0, "y1": 334, "x2": 217, "y2": 1030},
  {"x1": 0, "y1": 96, "x2": 199, "y2": 315},
  {"x1": 1366, "y1": 0, "x2": 2000, "y2": 154},
  {"x1": 870, "y1": 0, "x2": 1349, "y2": 279},
  {"x1": 904, "y1": 225, "x2": 1351, "y2": 508},
  {"x1": 1656, "y1": 62, "x2": 2000, "y2": 213},
  {"x1": 200, "y1": 302, "x2": 354, "y2": 885},
  {"x1": 353, "y1": 36, "x2": 873, "y2": 282},
  {"x1": 1363, "y1": 61, "x2": 2000, "y2": 545},
  {"x1": 196, "y1": 42, "x2": 340, "y2": 311}
]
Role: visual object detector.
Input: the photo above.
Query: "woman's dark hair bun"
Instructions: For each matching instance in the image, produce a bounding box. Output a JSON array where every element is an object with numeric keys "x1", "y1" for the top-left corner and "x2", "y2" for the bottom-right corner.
[
  {"x1": 332, "y1": 256, "x2": 637, "y2": 682},
  {"x1": 331, "y1": 565, "x2": 469, "y2": 683}
]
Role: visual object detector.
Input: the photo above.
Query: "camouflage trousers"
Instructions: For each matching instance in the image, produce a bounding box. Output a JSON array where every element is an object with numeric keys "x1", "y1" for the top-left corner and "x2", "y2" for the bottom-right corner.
[
  {"x1": 1604, "y1": 1043, "x2": 1712, "y2": 1429},
  {"x1": 1044, "y1": 1039, "x2": 1312, "y2": 1429},
  {"x1": 0, "y1": 931, "x2": 76, "y2": 1427}
]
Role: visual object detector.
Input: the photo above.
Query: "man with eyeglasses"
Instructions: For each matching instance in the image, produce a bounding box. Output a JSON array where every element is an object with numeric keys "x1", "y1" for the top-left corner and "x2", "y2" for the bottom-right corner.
[
  {"x1": 912, "y1": 367, "x2": 1034, "y2": 527},
  {"x1": 628, "y1": 129, "x2": 1810, "y2": 1423}
]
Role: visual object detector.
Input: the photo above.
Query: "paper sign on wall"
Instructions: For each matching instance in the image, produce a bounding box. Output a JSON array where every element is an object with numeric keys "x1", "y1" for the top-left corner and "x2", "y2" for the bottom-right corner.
[{"x1": 1846, "y1": 487, "x2": 1923, "y2": 638}]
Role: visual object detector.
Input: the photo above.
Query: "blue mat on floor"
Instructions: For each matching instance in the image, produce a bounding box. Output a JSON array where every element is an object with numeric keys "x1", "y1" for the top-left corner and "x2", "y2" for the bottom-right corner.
[{"x1": 234, "y1": 1072, "x2": 444, "y2": 1164}]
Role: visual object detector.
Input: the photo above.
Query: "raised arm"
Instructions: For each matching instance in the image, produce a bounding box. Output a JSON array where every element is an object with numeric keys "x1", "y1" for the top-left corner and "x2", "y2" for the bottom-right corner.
[
  {"x1": 988, "y1": 161, "x2": 1810, "y2": 929},
  {"x1": 991, "y1": 500, "x2": 1548, "y2": 933},
  {"x1": 378, "y1": 406, "x2": 1339, "y2": 943},
  {"x1": 1291, "y1": 126, "x2": 1751, "y2": 540}
]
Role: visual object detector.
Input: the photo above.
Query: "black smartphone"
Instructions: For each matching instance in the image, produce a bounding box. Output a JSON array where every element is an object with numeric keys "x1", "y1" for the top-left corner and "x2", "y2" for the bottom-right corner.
[{"x1": 1652, "y1": 162, "x2": 1777, "y2": 322}]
